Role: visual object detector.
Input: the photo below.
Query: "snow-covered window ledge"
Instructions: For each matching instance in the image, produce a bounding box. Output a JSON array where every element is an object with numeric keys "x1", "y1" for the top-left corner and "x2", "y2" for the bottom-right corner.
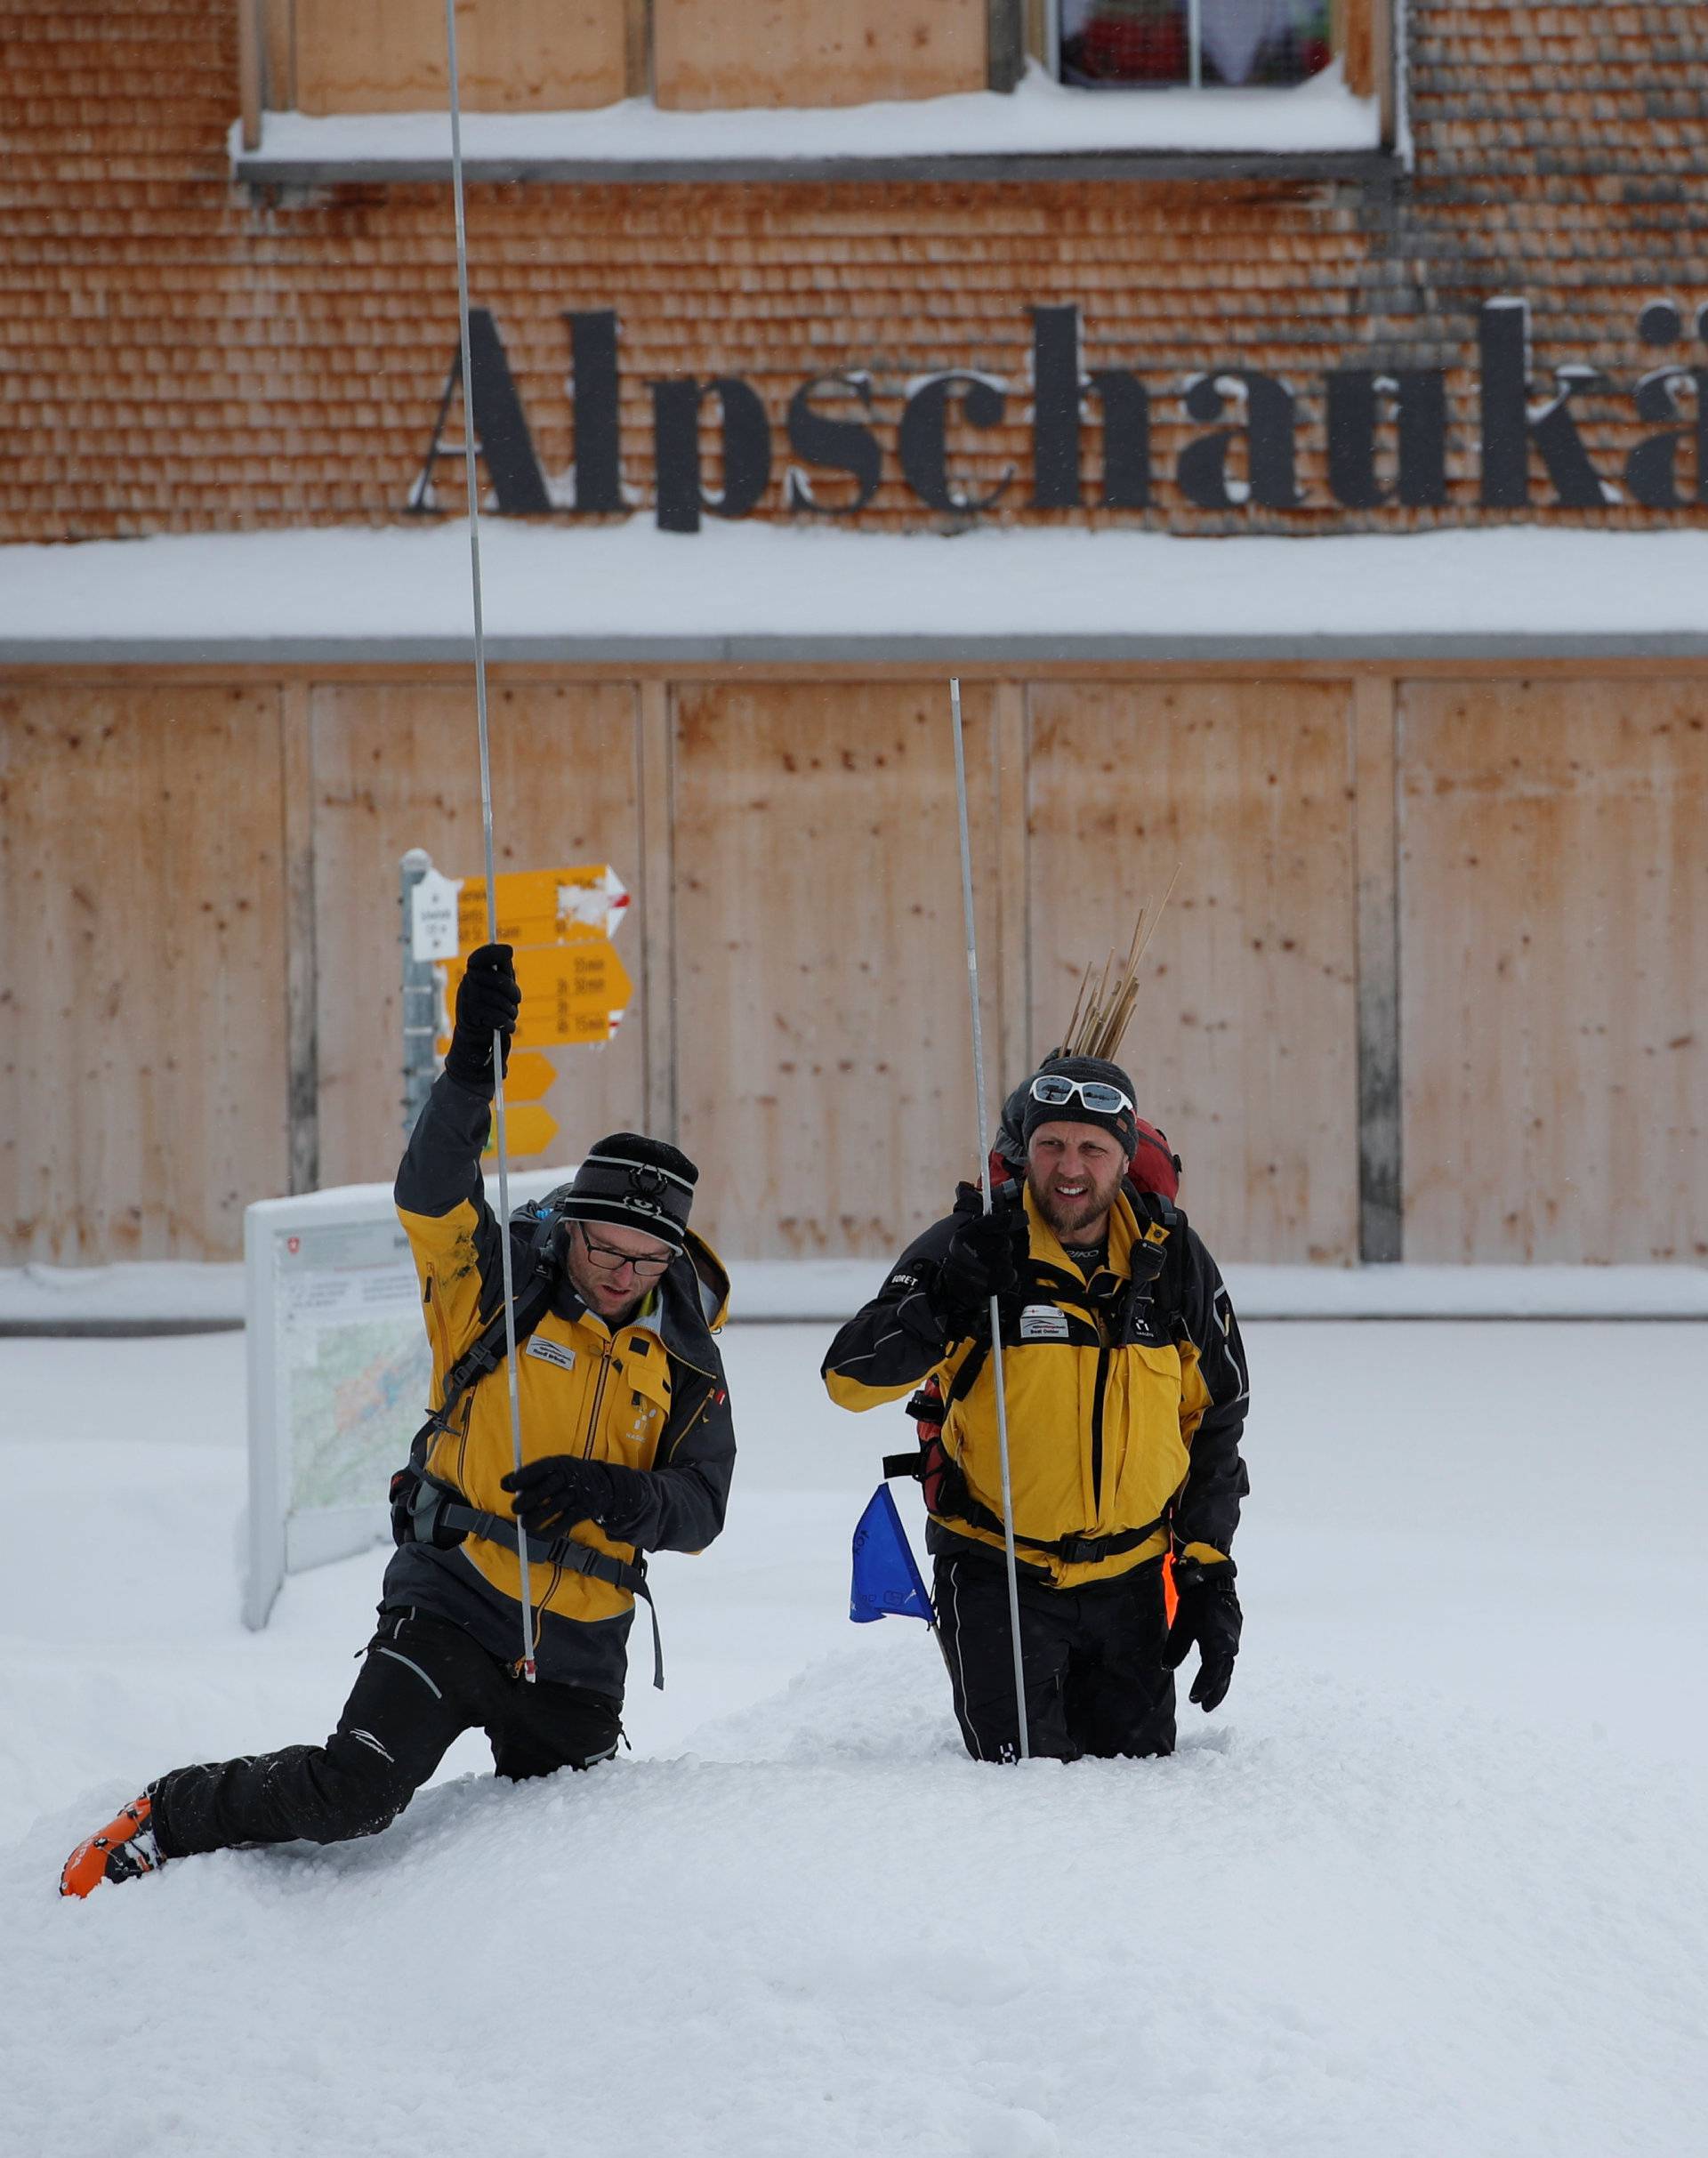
[{"x1": 229, "y1": 61, "x2": 1390, "y2": 189}]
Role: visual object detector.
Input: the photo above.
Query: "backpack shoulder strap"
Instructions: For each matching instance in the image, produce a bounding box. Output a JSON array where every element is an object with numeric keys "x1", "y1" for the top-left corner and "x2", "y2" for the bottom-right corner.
[
  {"x1": 409, "y1": 1212, "x2": 560, "y2": 1465},
  {"x1": 1123, "y1": 1184, "x2": 1188, "y2": 1338}
]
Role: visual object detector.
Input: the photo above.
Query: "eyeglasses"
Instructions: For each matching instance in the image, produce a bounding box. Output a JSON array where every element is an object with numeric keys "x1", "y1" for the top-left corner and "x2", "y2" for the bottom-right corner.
[
  {"x1": 1028, "y1": 1074, "x2": 1135, "y2": 1118},
  {"x1": 574, "y1": 1223, "x2": 674, "y2": 1279}
]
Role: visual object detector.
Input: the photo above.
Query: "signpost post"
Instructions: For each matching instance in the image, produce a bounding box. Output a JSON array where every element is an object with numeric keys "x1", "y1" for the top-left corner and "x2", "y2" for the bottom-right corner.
[{"x1": 399, "y1": 850, "x2": 443, "y2": 1139}]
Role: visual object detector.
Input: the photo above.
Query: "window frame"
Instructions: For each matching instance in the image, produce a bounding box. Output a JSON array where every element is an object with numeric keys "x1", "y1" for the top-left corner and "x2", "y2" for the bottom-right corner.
[{"x1": 235, "y1": 0, "x2": 1398, "y2": 177}]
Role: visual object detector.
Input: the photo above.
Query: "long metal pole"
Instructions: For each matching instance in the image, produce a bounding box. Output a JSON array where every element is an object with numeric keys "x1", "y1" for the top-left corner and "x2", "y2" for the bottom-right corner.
[
  {"x1": 445, "y1": 0, "x2": 536, "y2": 1682},
  {"x1": 949, "y1": 678, "x2": 1030, "y2": 1761}
]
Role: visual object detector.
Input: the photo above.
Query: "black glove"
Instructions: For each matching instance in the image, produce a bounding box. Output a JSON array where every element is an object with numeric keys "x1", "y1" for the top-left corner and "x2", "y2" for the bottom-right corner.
[
  {"x1": 1162, "y1": 1557, "x2": 1242, "y2": 1712},
  {"x1": 503, "y1": 1454, "x2": 626, "y2": 1538},
  {"x1": 444, "y1": 942, "x2": 521, "y2": 1092},
  {"x1": 931, "y1": 1208, "x2": 1029, "y2": 1330}
]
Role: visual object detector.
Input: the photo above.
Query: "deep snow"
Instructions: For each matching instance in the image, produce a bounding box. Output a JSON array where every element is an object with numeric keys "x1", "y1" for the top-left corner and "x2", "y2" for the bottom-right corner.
[{"x1": 4, "y1": 1319, "x2": 1706, "y2": 2155}]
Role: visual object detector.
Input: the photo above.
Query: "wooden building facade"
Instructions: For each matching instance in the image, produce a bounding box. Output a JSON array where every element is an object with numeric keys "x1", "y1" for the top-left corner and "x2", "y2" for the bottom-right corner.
[{"x1": 4, "y1": 2, "x2": 1706, "y2": 1268}]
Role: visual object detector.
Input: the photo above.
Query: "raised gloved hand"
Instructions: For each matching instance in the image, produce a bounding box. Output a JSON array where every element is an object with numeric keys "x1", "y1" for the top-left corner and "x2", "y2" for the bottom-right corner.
[
  {"x1": 1162, "y1": 1556, "x2": 1242, "y2": 1712},
  {"x1": 931, "y1": 1208, "x2": 1029, "y2": 1331},
  {"x1": 503, "y1": 1453, "x2": 645, "y2": 1539},
  {"x1": 444, "y1": 942, "x2": 521, "y2": 1093}
]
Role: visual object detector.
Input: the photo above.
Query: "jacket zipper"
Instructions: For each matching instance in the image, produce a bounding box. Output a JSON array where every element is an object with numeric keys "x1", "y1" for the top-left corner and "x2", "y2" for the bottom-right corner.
[
  {"x1": 656, "y1": 1376, "x2": 714, "y2": 1467},
  {"x1": 532, "y1": 1333, "x2": 619, "y2": 1621},
  {"x1": 582, "y1": 1333, "x2": 616, "y2": 1459},
  {"x1": 454, "y1": 1396, "x2": 472, "y2": 1488},
  {"x1": 1089, "y1": 1342, "x2": 1110, "y2": 1522},
  {"x1": 424, "y1": 1273, "x2": 455, "y2": 1386}
]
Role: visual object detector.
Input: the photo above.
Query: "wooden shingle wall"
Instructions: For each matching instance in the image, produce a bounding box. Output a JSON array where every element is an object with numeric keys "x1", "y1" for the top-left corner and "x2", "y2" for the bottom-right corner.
[
  {"x1": 4, "y1": 664, "x2": 1704, "y2": 1268},
  {"x1": 5, "y1": 3, "x2": 1708, "y2": 540}
]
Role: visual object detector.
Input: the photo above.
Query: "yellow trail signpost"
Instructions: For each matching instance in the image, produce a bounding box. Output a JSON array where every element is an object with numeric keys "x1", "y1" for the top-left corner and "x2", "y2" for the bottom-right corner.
[
  {"x1": 439, "y1": 931, "x2": 633, "y2": 1052},
  {"x1": 416, "y1": 860, "x2": 633, "y2": 1160},
  {"x1": 456, "y1": 865, "x2": 629, "y2": 952}
]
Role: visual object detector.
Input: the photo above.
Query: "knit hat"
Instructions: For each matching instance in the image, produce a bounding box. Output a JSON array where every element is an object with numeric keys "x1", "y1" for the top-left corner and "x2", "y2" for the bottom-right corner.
[
  {"x1": 1019, "y1": 1055, "x2": 1140, "y2": 1155},
  {"x1": 545, "y1": 1133, "x2": 698, "y2": 1252}
]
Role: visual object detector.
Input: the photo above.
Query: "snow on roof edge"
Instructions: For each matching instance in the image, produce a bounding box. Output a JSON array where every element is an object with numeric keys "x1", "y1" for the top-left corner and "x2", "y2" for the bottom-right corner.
[{"x1": 4, "y1": 522, "x2": 1708, "y2": 649}]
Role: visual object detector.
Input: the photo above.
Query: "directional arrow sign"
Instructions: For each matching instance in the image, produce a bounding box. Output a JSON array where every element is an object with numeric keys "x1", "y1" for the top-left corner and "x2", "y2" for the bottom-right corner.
[
  {"x1": 439, "y1": 928, "x2": 632, "y2": 1051},
  {"x1": 502, "y1": 1051, "x2": 557, "y2": 1104},
  {"x1": 512, "y1": 932, "x2": 632, "y2": 1048},
  {"x1": 481, "y1": 1104, "x2": 558, "y2": 1160},
  {"x1": 457, "y1": 865, "x2": 629, "y2": 954}
]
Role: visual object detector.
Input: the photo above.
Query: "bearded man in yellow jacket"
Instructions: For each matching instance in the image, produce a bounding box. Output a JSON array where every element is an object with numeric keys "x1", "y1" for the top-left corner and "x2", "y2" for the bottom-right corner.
[
  {"x1": 823, "y1": 1057, "x2": 1247, "y2": 1765},
  {"x1": 61, "y1": 944, "x2": 735, "y2": 1896}
]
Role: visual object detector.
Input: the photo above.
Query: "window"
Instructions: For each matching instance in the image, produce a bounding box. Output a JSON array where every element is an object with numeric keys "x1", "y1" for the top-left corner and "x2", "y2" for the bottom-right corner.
[
  {"x1": 235, "y1": 0, "x2": 1392, "y2": 175},
  {"x1": 1059, "y1": 0, "x2": 1335, "y2": 91}
]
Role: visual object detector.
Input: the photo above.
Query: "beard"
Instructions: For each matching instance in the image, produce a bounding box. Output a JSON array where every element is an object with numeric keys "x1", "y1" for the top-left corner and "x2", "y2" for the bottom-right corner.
[{"x1": 1027, "y1": 1158, "x2": 1124, "y2": 1240}]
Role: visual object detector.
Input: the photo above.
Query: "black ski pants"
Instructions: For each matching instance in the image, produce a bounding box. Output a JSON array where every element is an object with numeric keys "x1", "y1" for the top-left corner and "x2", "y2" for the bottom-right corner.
[
  {"x1": 934, "y1": 1548, "x2": 1176, "y2": 1764},
  {"x1": 149, "y1": 1607, "x2": 622, "y2": 1859}
]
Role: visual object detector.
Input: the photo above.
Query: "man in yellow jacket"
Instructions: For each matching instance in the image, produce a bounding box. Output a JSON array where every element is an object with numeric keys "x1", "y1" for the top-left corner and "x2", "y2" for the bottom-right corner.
[
  {"x1": 823, "y1": 1056, "x2": 1247, "y2": 1764},
  {"x1": 60, "y1": 944, "x2": 735, "y2": 1895}
]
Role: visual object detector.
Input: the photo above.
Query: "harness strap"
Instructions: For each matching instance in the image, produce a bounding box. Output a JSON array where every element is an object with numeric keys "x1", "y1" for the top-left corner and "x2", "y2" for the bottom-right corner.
[
  {"x1": 879, "y1": 1448, "x2": 1165, "y2": 1568},
  {"x1": 405, "y1": 1477, "x2": 665, "y2": 1690},
  {"x1": 415, "y1": 1214, "x2": 561, "y2": 1454},
  {"x1": 941, "y1": 1482, "x2": 1168, "y2": 1567}
]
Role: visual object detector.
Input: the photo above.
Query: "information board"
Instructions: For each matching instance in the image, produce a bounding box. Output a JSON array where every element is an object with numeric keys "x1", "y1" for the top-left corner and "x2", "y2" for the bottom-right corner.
[{"x1": 243, "y1": 1166, "x2": 572, "y2": 1630}]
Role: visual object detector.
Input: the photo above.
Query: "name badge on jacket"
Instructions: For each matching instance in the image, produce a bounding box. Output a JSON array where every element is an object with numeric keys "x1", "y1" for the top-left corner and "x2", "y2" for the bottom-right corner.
[
  {"x1": 525, "y1": 1337, "x2": 576, "y2": 1373},
  {"x1": 1019, "y1": 1305, "x2": 1070, "y2": 1341}
]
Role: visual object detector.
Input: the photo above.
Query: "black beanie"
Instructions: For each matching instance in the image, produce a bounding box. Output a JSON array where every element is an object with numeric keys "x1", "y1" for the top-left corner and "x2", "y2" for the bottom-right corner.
[
  {"x1": 1019, "y1": 1056, "x2": 1140, "y2": 1155},
  {"x1": 545, "y1": 1133, "x2": 698, "y2": 1252}
]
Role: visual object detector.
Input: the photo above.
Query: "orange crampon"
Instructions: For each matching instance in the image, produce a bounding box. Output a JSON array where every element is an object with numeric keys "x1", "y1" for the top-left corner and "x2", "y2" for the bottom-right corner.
[{"x1": 59, "y1": 1793, "x2": 162, "y2": 1898}]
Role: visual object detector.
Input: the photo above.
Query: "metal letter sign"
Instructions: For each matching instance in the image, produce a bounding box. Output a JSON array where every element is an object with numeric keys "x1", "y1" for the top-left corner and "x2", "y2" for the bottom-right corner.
[{"x1": 409, "y1": 297, "x2": 1708, "y2": 528}]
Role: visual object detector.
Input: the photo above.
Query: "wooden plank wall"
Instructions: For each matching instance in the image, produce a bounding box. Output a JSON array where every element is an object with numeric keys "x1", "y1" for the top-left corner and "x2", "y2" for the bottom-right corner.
[
  {"x1": 2, "y1": 666, "x2": 1704, "y2": 1267},
  {"x1": 670, "y1": 680, "x2": 1002, "y2": 1258},
  {"x1": 1027, "y1": 680, "x2": 1361, "y2": 1264},
  {"x1": 293, "y1": 0, "x2": 627, "y2": 112},
  {"x1": 651, "y1": 0, "x2": 987, "y2": 109},
  {"x1": 308, "y1": 681, "x2": 646, "y2": 1193},
  {"x1": 0, "y1": 685, "x2": 291, "y2": 1261},
  {"x1": 1399, "y1": 679, "x2": 1708, "y2": 1262}
]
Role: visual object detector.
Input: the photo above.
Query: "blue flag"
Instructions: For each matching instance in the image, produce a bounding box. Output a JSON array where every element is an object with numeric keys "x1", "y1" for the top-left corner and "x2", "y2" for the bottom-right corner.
[{"x1": 850, "y1": 1486, "x2": 934, "y2": 1625}]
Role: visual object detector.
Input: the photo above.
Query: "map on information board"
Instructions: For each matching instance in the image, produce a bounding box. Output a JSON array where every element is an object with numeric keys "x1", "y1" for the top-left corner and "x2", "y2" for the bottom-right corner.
[
  {"x1": 277, "y1": 1216, "x2": 430, "y2": 1515},
  {"x1": 244, "y1": 1166, "x2": 574, "y2": 1631}
]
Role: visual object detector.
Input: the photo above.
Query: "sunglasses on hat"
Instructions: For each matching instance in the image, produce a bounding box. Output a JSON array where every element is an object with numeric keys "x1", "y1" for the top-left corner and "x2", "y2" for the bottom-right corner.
[{"x1": 1028, "y1": 1073, "x2": 1136, "y2": 1118}]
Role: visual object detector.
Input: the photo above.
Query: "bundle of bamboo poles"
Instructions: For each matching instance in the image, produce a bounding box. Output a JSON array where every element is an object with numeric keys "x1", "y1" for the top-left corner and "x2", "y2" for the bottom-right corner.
[{"x1": 1057, "y1": 867, "x2": 1180, "y2": 1064}]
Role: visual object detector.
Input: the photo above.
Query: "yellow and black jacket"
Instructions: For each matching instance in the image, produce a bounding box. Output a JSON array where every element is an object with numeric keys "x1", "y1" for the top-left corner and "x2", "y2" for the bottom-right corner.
[
  {"x1": 384, "y1": 1070, "x2": 735, "y2": 1696},
  {"x1": 823, "y1": 1180, "x2": 1247, "y2": 1590}
]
